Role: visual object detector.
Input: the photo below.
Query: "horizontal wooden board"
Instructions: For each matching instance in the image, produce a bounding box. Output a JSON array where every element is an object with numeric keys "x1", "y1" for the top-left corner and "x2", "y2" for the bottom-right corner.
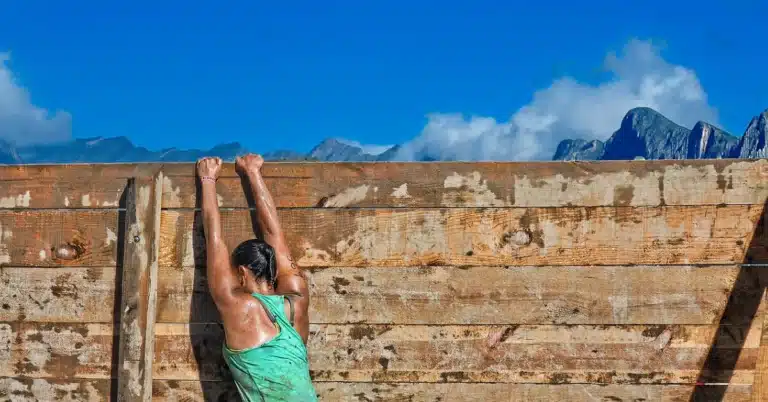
[
  {"x1": 0, "y1": 377, "x2": 113, "y2": 401},
  {"x1": 316, "y1": 382, "x2": 754, "y2": 402},
  {"x1": 0, "y1": 323, "x2": 114, "y2": 379},
  {"x1": 0, "y1": 267, "x2": 115, "y2": 323},
  {"x1": 0, "y1": 163, "x2": 313, "y2": 180},
  {"x1": 150, "y1": 380, "x2": 753, "y2": 402},
  {"x1": 152, "y1": 323, "x2": 759, "y2": 384},
  {"x1": 0, "y1": 210, "x2": 118, "y2": 267},
  {"x1": 157, "y1": 265, "x2": 760, "y2": 325},
  {"x1": 0, "y1": 164, "x2": 150, "y2": 180},
  {"x1": 160, "y1": 159, "x2": 768, "y2": 208},
  {"x1": 5, "y1": 159, "x2": 768, "y2": 208},
  {"x1": 0, "y1": 178, "x2": 127, "y2": 209},
  {"x1": 159, "y1": 205, "x2": 762, "y2": 268}
]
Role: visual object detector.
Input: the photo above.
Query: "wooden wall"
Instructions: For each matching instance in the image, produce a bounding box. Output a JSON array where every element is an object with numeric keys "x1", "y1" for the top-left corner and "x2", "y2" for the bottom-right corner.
[{"x1": 3, "y1": 159, "x2": 768, "y2": 401}]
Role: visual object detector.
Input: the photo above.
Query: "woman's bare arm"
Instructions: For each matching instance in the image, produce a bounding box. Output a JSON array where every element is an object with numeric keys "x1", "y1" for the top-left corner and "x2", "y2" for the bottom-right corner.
[
  {"x1": 197, "y1": 157, "x2": 239, "y2": 309},
  {"x1": 236, "y1": 154, "x2": 310, "y2": 342},
  {"x1": 238, "y1": 155, "x2": 308, "y2": 295}
]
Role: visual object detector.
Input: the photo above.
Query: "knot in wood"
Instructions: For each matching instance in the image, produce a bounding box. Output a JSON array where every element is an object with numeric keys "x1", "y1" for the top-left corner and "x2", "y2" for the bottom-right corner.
[
  {"x1": 512, "y1": 230, "x2": 531, "y2": 246},
  {"x1": 53, "y1": 244, "x2": 78, "y2": 260}
]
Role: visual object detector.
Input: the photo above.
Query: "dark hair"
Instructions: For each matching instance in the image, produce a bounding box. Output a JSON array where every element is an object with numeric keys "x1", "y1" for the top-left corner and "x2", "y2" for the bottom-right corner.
[{"x1": 231, "y1": 239, "x2": 277, "y2": 288}]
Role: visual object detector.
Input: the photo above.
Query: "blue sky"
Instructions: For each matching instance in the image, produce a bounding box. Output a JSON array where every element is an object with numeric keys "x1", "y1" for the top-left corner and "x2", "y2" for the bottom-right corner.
[{"x1": 0, "y1": 0, "x2": 766, "y2": 159}]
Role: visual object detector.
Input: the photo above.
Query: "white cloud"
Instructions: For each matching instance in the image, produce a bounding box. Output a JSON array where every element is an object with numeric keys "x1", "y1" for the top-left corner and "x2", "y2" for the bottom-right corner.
[
  {"x1": 335, "y1": 138, "x2": 394, "y2": 156},
  {"x1": 394, "y1": 39, "x2": 719, "y2": 161},
  {"x1": 0, "y1": 52, "x2": 71, "y2": 146}
]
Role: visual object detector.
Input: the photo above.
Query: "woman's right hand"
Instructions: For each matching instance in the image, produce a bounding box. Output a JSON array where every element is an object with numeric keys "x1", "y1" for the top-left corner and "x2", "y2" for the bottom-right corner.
[{"x1": 196, "y1": 156, "x2": 222, "y2": 181}]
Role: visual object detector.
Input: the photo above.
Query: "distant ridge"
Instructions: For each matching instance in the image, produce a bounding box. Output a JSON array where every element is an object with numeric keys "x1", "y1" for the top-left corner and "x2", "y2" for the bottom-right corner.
[{"x1": 1, "y1": 107, "x2": 767, "y2": 164}]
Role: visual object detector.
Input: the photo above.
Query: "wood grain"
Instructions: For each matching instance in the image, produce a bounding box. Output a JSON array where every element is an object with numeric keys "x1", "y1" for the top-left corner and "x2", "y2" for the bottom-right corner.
[
  {"x1": 5, "y1": 159, "x2": 768, "y2": 208},
  {"x1": 314, "y1": 382, "x2": 754, "y2": 402},
  {"x1": 150, "y1": 380, "x2": 754, "y2": 402},
  {"x1": 152, "y1": 323, "x2": 759, "y2": 384},
  {"x1": 159, "y1": 159, "x2": 768, "y2": 208},
  {"x1": 751, "y1": 291, "x2": 768, "y2": 402},
  {"x1": 157, "y1": 265, "x2": 759, "y2": 325},
  {"x1": 0, "y1": 164, "x2": 151, "y2": 180},
  {"x1": 159, "y1": 205, "x2": 762, "y2": 268},
  {"x1": 0, "y1": 210, "x2": 119, "y2": 267},
  {"x1": 0, "y1": 178, "x2": 127, "y2": 209},
  {"x1": 0, "y1": 377, "x2": 113, "y2": 401},
  {"x1": 0, "y1": 267, "x2": 115, "y2": 323},
  {"x1": 0, "y1": 323, "x2": 114, "y2": 379},
  {"x1": 116, "y1": 175, "x2": 162, "y2": 402}
]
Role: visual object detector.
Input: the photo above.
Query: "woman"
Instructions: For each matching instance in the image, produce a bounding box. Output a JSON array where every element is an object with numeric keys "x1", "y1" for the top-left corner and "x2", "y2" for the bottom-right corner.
[{"x1": 196, "y1": 154, "x2": 317, "y2": 401}]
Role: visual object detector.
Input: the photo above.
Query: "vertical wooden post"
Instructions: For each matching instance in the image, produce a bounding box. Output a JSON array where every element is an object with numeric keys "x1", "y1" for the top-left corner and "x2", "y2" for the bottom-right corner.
[{"x1": 117, "y1": 170, "x2": 163, "y2": 401}]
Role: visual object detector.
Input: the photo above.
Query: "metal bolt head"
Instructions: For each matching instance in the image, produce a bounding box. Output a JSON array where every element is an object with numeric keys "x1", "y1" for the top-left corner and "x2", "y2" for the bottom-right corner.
[{"x1": 133, "y1": 235, "x2": 141, "y2": 243}]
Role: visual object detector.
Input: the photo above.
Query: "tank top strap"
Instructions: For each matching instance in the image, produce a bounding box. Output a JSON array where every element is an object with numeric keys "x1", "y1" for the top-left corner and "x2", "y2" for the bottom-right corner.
[
  {"x1": 250, "y1": 293, "x2": 289, "y2": 324},
  {"x1": 250, "y1": 293, "x2": 277, "y2": 324}
]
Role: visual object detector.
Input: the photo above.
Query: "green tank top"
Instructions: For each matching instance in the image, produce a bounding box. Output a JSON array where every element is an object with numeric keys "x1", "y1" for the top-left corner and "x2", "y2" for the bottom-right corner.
[{"x1": 222, "y1": 293, "x2": 318, "y2": 402}]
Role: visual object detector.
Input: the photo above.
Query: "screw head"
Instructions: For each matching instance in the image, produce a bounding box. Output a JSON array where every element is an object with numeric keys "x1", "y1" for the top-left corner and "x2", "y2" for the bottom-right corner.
[{"x1": 133, "y1": 235, "x2": 140, "y2": 243}]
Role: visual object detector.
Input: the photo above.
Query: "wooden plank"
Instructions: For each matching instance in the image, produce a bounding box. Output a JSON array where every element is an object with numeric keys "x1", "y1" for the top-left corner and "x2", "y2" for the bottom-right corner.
[
  {"x1": 116, "y1": 174, "x2": 162, "y2": 402},
  {"x1": 316, "y1": 383, "x2": 754, "y2": 402},
  {"x1": 0, "y1": 377, "x2": 113, "y2": 401},
  {"x1": 0, "y1": 323, "x2": 114, "y2": 379},
  {"x1": 152, "y1": 323, "x2": 760, "y2": 384},
  {"x1": 150, "y1": 380, "x2": 754, "y2": 402},
  {"x1": 0, "y1": 267, "x2": 115, "y2": 323},
  {"x1": 0, "y1": 210, "x2": 118, "y2": 267},
  {"x1": 0, "y1": 164, "x2": 158, "y2": 180},
  {"x1": 159, "y1": 159, "x2": 768, "y2": 208},
  {"x1": 158, "y1": 205, "x2": 762, "y2": 268},
  {"x1": 157, "y1": 265, "x2": 758, "y2": 325},
  {"x1": 4, "y1": 159, "x2": 768, "y2": 209},
  {"x1": 0, "y1": 178, "x2": 127, "y2": 209},
  {"x1": 0, "y1": 162, "x2": 312, "y2": 180}
]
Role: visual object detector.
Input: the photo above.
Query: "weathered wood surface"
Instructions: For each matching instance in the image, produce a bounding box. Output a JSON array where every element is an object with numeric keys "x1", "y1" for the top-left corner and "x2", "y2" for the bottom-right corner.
[
  {"x1": 152, "y1": 323, "x2": 759, "y2": 384},
  {"x1": 0, "y1": 164, "x2": 156, "y2": 180},
  {"x1": 159, "y1": 159, "x2": 768, "y2": 208},
  {"x1": 0, "y1": 377, "x2": 113, "y2": 401},
  {"x1": 116, "y1": 175, "x2": 162, "y2": 402},
  {"x1": 4, "y1": 159, "x2": 767, "y2": 179},
  {"x1": 15, "y1": 321, "x2": 756, "y2": 387},
  {"x1": 3, "y1": 160, "x2": 768, "y2": 399},
  {"x1": 0, "y1": 210, "x2": 119, "y2": 267},
  {"x1": 753, "y1": 291, "x2": 768, "y2": 402},
  {"x1": 4, "y1": 159, "x2": 768, "y2": 209},
  {"x1": 157, "y1": 265, "x2": 758, "y2": 325},
  {"x1": 314, "y1": 383, "x2": 754, "y2": 402},
  {"x1": 0, "y1": 178, "x2": 127, "y2": 209},
  {"x1": 0, "y1": 323, "x2": 114, "y2": 379},
  {"x1": 150, "y1": 380, "x2": 754, "y2": 402},
  {"x1": 159, "y1": 206, "x2": 762, "y2": 268},
  {"x1": 0, "y1": 267, "x2": 115, "y2": 323}
]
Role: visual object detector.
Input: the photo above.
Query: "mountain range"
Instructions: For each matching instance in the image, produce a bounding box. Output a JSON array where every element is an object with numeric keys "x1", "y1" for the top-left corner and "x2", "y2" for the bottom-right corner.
[{"x1": 1, "y1": 107, "x2": 767, "y2": 164}]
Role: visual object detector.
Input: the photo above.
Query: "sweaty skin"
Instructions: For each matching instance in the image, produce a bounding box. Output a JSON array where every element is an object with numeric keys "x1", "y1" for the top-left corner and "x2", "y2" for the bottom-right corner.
[{"x1": 196, "y1": 155, "x2": 315, "y2": 401}]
